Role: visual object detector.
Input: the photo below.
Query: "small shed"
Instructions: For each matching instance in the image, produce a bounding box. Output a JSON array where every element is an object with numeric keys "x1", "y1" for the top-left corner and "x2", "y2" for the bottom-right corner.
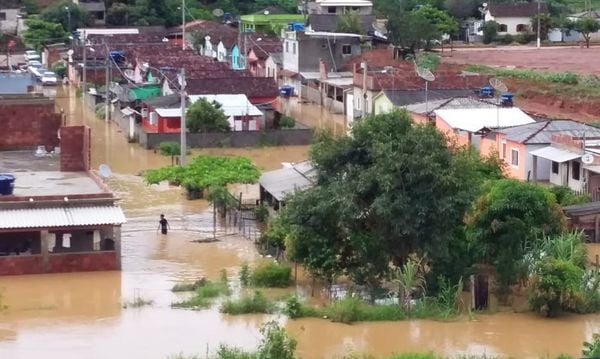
[
  {"x1": 259, "y1": 161, "x2": 315, "y2": 210},
  {"x1": 563, "y1": 202, "x2": 600, "y2": 242}
]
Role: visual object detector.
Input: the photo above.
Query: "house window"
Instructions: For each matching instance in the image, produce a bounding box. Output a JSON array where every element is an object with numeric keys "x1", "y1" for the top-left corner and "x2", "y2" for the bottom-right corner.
[
  {"x1": 511, "y1": 149, "x2": 519, "y2": 167},
  {"x1": 516, "y1": 24, "x2": 528, "y2": 32},
  {"x1": 96, "y1": 11, "x2": 104, "y2": 20},
  {"x1": 0, "y1": 12, "x2": 6, "y2": 21},
  {"x1": 498, "y1": 24, "x2": 508, "y2": 32},
  {"x1": 552, "y1": 161, "x2": 559, "y2": 174},
  {"x1": 293, "y1": 43, "x2": 296, "y2": 54},
  {"x1": 328, "y1": 6, "x2": 336, "y2": 13},
  {"x1": 502, "y1": 142, "x2": 506, "y2": 159},
  {"x1": 572, "y1": 161, "x2": 581, "y2": 181},
  {"x1": 285, "y1": 41, "x2": 289, "y2": 53},
  {"x1": 342, "y1": 44, "x2": 351, "y2": 55}
]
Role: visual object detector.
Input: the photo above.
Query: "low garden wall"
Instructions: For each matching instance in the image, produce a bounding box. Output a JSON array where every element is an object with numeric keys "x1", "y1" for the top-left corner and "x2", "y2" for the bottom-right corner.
[{"x1": 138, "y1": 128, "x2": 313, "y2": 149}]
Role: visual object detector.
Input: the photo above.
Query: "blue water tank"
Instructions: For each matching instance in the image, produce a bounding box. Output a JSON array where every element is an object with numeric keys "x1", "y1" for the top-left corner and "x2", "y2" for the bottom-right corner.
[
  {"x1": 0, "y1": 174, "x2": 15, "y2": 196},
  {"x1": 292, "y1": 23, "x2": 305, "y2": 32},
  {"x1": 500, "y1": 92, "x2": 514, "y2": 106},
  {"x1": 280, "y1": 85, "x2": 294, "y2": 97},
  {"x1": 478, "y1": 86, "x2": 494, "y2": 98}
]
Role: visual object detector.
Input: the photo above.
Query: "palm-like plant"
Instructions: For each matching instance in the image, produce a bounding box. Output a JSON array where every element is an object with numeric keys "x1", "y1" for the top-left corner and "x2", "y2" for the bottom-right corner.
[{"x1": 393, "y1": 259, "x2": 426, "y2": 315}]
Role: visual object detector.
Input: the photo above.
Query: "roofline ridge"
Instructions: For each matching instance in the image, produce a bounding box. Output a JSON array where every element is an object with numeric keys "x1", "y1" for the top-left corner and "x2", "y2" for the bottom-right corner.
[{"x1": 523, "y1": 120, "x2": 551, "y2": 144}]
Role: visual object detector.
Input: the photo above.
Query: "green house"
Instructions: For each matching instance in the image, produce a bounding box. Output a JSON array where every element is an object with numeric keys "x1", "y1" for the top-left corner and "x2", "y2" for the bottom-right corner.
[{"x1": 240, "y1": 14, "x2": 305, "y2": 35}]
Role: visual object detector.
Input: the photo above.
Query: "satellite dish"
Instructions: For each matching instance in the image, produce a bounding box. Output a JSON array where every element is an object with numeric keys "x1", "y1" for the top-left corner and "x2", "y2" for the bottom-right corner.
[
  {"x1": 67, "y1": 49, "x2": 74, "y2": 56},
  {"x1": 98, "y1": 164, "x2": 112, "y2": 178},
  {"x1": 582, "y1": 153, "x2": 595, "y2": 165},
  {"x1": 264, "y1": 10, "x2": 270, "y2": 15},
  {"x1": 205, "y1": 35, "x2": 211, "y2": 41},
  {"x1": 418, "y1": 68, "x2": 435, "y2": 82},
  {"x1": 489, "y1": 77, "x2": 508, "y2": 93},
  {"x1": 212, "y1": 8, "x2": 224, "y2": 17},
  {"x1": 482, "y1": 2, "x2": 488, "y2": 7}
]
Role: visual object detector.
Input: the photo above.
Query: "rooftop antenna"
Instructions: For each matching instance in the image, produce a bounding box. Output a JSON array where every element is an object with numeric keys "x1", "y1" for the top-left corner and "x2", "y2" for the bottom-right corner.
[
  {"x1": 489, "y1": 77, "x2": 507, "y2": 132},
  {"x1": 414, "y1": 61, "x2": 436, "y2": 113}
]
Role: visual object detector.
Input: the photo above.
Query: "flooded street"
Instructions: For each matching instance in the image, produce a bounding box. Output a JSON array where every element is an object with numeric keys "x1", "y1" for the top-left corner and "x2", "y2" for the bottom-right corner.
[{"x1": 0, "y1": 87, "x2": 600, "y2": 358}]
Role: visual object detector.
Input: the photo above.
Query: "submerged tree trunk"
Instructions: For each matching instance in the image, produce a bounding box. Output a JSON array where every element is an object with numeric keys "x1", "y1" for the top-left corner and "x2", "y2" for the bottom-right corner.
[{"x1": 213, "y1": 205, "x2": 217, "y2": 240}]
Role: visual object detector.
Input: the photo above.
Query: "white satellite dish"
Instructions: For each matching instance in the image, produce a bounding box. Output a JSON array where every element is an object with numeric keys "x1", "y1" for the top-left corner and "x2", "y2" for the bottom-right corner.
[
  {"x1": 489, "y1": 77, "x2": 508, "y2": 93},
  {"x1": 482, "y1": 2, "x2": 488, "y2": 7},
  {"x1": 582, "y1": 153, "x2": 595, "y2": 165},
  {"x1": 212, "y1": 8, "x2": 224, "y2": 17},
  {"x1": 264, "y1": 10, "x2": 270, "y2": 15},
  {"x1": 98, "y1": 164, "x2": 112, "y2": 178},
  {"x1": 67, "y1": 49, "x2": 74, "y2": 56},
  {"x1": 205, "y1": 35, "x2": 211, "y2": 41},
  {"x1": 418, "y1": 68, "x2": 435, "y2": 82}
]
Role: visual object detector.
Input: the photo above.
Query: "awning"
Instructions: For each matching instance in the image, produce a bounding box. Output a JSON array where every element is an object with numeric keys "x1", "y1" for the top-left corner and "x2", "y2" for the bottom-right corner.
[
  {"x1": 530, "y1": 146, "x2": 581, "y2": 163},
  {"x1": 0, "y1": 205, "x2": 127, "y2": 230},
  {"x1": 259, "y1": 165, "x2": 314, "y2": 201}
]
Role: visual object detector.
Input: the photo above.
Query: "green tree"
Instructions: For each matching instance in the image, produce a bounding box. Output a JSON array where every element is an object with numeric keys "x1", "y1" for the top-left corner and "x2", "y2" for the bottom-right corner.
[
  {"x1": 336, "y1": 10, "x2": 363, "y2": 34},
  {"x1": 444, "y1": 0, "x2": 478, "y2": 20},
  {"x1": 393, "y1": 259, "x2": 426, "y2": 315},
  {"x1": 286, "y1": 110, "x2": 487, "y2": 295},
  {"x1": 158, "y1": 141, "x2": 181, "y2": 166},
  {"x1": 186, "y1": 98, "x2": 230, "y2": 133},
  {"x1": 481, "y1": 21, "x2": 498, "y2": 44},
  {"x1": 22, "y1": 18, "x2": 68, "y2": 50},
  {"x1": 528, "y1": 257, "x2": 583, "y2": 317},
  {"x1": 575, "y1": 17, "x2": 600, "y2": 48},
  {"x1": 387, "y1": 10, "x2": 440, "y2": 52},
  {"x1": 106, "y1": 3, "x2": 129, "y2": 26},
  {"x1": 41, "y1": 0, "x2": 91, "y2": 32},
  {"x1": 415, "y1": 5, "x2": 458, "y2": 39},
  {"x1": 144, "y1": 155, "x2": 260, "y2": 198},
  {"x1": 531, "y1": 14, "x2": 558, "y2": 41},
  {"x1": 466, "y1": 179, "x2": 565, "y2": 297},
  {"x1": 206, "y1": 185, "x2": 238, "y2": 240}
]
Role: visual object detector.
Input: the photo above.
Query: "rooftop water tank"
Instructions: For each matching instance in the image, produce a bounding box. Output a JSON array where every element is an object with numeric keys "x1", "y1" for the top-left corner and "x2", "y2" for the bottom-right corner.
[{"x1": 0, "y1": 174, "x2": 15, "y2": 196}]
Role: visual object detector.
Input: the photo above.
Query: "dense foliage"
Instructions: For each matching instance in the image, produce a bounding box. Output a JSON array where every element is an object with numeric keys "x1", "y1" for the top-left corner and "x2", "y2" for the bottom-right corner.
[
  {"x1": 283, "y1": 110, "x2": 501, "y2": 295},
  {"x1": 336, "y1": 10, "x2": 364, "y2": 34},
  {"x1": 41, "y1": 0, "x2": 91, "y2": 32},
  {"x1": 186, "y1": 98, "x2": 230, "y2": 133},
  {"x1": 144, "y1": 155, "x2": 259, "y2": 196},
  {"x1": 158, "y1": 141, "x2": 181, "y2": 166},
  {"x1": 250, "y1": 261, "x2": 292, "y2": 287},
  {"x1": 574, "y1": 17, "x2": 600, "y2": 48},
  {"x1": 22, "y1": 18, "x2": 67, "y2": 50}
]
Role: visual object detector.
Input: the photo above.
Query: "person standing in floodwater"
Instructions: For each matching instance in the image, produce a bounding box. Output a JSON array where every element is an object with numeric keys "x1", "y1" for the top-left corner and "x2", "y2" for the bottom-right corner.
[{"x1": 158, "y1": 214, "x2": 170, "y2": 235}]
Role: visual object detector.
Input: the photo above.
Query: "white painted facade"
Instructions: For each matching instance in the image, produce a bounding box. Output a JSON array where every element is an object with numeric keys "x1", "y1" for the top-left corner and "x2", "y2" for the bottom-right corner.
[
  {"x1": 484, "y1": 12, "x2": 532, "y2": 34},
  {"x1": 0, "y1": 8, "x2": 20, "y2": 35},
  {"x1": 265, "y1": 56, "x2": 279, "y2": 81}
]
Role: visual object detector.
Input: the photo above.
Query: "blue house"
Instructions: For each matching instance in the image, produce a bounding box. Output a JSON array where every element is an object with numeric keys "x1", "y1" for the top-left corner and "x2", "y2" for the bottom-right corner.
[{"x1": 230, "y1": 44, "x2": 246, "y2": 70}]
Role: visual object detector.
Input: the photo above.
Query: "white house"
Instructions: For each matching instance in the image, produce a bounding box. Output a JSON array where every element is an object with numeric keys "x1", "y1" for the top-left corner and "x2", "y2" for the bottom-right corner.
[
  {"x1": 308, "y1": 0, "x2": 373, "y2": 15},
  {"x1": 484, "y1": 2, "x2": 548, "y2": 35},
  {"x1": 0, "y1": 7, "x2": 20, "y2": 35},
  {"x1": 265, "y1": 53, "x2": 283, "y2": 82},
  {"x1": 188, "y1": 94, "x2": 264, "y2": 131}
]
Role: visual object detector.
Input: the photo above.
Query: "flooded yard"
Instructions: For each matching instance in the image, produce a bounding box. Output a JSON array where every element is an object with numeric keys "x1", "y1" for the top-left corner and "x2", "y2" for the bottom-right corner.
[{"x1": 0, "y1": 87, "x2": 599, "y2": 359}]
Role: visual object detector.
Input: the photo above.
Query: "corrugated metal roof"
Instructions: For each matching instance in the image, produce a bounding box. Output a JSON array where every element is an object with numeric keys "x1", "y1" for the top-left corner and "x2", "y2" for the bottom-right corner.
[
  {"x1": 530, "y1": 146, "x2": 581, "y2": 163},
  {"x1": 435, "y1": 107, "x2": 535, "y2": 133},
  {"x1": 188, "y1": 94, "x2": 264, "y2": 117},
  {"x1": 259, "y1": 161, "x2": 315, "y2": 201},
  {"x1": 405, "y1": 97, "x2": 495, "y2": 115},
  {"x1": 0, "y1": 205, "x2": 127, "y2": 230},
  {"x1": 500, "y1": 120, "x2": 600, "y2": 145}
]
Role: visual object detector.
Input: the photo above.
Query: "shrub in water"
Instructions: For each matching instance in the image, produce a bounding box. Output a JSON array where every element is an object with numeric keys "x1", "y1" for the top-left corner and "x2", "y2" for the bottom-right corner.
[
  {"x1": 278, "y1": 115, "x2": 296, "y2": 129},
  {"x1": 583, "y1": 333, "x2": 600, "y2": 358},
  {"x1": 254, "y1": 204, "x2": 269, "y2": 223},
  {"x1": 239, "y1": 263, "x2": 250, "y2": 287},
  {"x1": 250, "y1": 261, "x2": 292, "y2": 288},
  {"x1": 171, "y1": 280, "x2": 230, "y2": 309},
  {"x1": 221, "y1": 290, "x2": 275, "y2": 315}
]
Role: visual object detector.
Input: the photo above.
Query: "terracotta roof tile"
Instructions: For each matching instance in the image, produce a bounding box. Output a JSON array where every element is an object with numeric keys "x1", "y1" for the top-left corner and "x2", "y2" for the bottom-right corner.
[{"x1": 488, "y1": 3, "x2": 548, "y2": 17}]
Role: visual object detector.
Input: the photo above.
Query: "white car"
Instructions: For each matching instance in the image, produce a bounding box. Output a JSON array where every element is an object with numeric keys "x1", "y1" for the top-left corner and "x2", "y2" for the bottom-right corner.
[
  {"x1": 25, "y1": 51, "x2": 41, "y2": 62},
  {"x1": 28, "y1": 60, "x2": 42, "y2": 69},
  {"x1": 41, "y1": 71, "x2": 58, "y2": 86},
  {"x1": 31, "y1": 66, "x2": 47, "y2": 78}
]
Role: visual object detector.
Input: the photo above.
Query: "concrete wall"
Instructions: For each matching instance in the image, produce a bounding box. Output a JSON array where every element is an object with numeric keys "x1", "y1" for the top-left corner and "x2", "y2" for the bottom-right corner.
[
  {"x1": 138, "y1": 128, "x2": 313, "y2": 149},
  {"x1": 60, "y1": 125, "x2": 91, "y2": 172},
  {"x1": 0, "y1": 98, "x2": 63, "y2": 150},
  {"x1": 47, "y1": 251, "x2": 117, "y2": 273},
  {"x1": 0, "y1": 9, "x2": 20, "y2": 35},
  {"x1": 485, "y1": 15, "x2": 532, "y2": 35}
]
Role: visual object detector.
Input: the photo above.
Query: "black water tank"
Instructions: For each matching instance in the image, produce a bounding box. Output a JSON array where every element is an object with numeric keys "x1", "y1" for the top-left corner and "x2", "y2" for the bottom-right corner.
[{"x1": 0, "y1": 174, "x2": 15, "y2": 195}]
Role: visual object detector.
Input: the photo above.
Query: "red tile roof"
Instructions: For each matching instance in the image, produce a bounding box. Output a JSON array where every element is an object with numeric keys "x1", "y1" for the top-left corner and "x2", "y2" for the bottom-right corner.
[
  {"x1": 173, "y1": 20, "x2": 240, "y2": 48},
  {"x1": 247, "y1": 37, "x2": 283, "y2": 60},
  {"x1": 185, "y1": 77, "x2": 279, "y2": 98},
  {"x1": 488, "y1": 3, "x2": 548, "y2": 17}
]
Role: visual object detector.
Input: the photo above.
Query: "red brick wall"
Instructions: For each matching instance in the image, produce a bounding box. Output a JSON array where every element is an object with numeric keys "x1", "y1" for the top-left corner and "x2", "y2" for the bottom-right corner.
[
  {"x1": 0, "y1": 102, "x2": 62, "y2": 150},
  {"x1": 0, "y1": 256, "x2": 44, "y2": 275},
  {"x1": 60, "y1": 125, "x2": 91, "y2": 172},
  {"x1": 48, "y1": 252, "x2": 118, "y2": 273}
]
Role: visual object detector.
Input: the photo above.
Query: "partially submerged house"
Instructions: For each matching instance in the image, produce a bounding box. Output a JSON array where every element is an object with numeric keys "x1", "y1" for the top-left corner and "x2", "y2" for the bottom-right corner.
[
  {"x1": 259, "y1": 161, "x2": 316, "y2": 210},
  {"x1": 0, "y1": 125, "x2": 126, "y2": 276}
]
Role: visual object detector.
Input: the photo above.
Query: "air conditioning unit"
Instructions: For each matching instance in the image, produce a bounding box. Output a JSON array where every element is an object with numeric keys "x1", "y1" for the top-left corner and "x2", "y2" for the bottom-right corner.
[{"x1": 149, "y1": 112, "x2": 158, "y2": 125}]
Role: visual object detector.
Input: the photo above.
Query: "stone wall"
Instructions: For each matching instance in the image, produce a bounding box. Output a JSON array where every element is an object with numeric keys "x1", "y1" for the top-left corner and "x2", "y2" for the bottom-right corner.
[
  {"x1": 60, "y1": 126, "x2": 91, "y2": 172},
  {"x1": 0, "y1": 97, "x2": 63, "y2": 150},
  {"x1": 138, "y1": 128, "x2": 313, "y2": 149}
]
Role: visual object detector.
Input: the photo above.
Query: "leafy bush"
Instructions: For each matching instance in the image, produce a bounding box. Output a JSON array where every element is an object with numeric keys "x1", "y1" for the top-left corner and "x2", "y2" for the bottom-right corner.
[
  {"x1": 256, "y1": 321, "x2": 297, "y2": 359},
  {"x1": 254, "y1": 204, "x2": 269, "y2": 223},
  {"x1": 278, "y1": 115, "x2": 296, "y2": 129},
  {"x1": 158, "y1": 141, "x2": 181, "y2": 166},
  {"x1": 262, "y1": 217, "x2": 288, "y2": 250},
  {"x1": 284, "y1": 296, "x2": 322, "y2": 319},
  {"x1": 95, "y1": 104, "x2": 105, "y2": 119},
  {"x1": 239, "y1": 263, "x2": 250, "y2": 287},
  {"x1": 325, "y1": 297, "x2": 407, "y2": 323},
  {"x1": 416, "y1": 52, "x2": 440, "y2": 71},
  {"x1": 51, "y1": 61, "x2": 66, "y2": 78},
  {"x1": 550, "y1": 185, "x2": 590, "y2": 206},
  {"x1": 497, "y1": 34, "x2": 513, "y2": 44},
  {"x1": 221, "y1": 290, "x2": 275, "y2": 315},
  {"x1": 171, "y1": 277, "x2": 230, "y2": 309},
  {"x1": 250, "y1": 261, "x2": 292, "y2": 288},
  {"x1": 122, "y1": 296, "x2": 154, "y2": 308},
  {"x1": 186, "y1": 98, "x2": 230, "y2": 133},
  {"x1": 172, "y1": 278, "x2": 207, "y2": 292},
  {"x1": 528, "y1": 257, "x2": 584, "y2": 317},
  {"x1": 480, "y1": 21, "x2": 498, "y2": 44},
  {"x1": 577, "y1": 269, "x2": 600, "y2": 313},
  {"x1": 583, "y1": 333, "x2": 600, "y2": 358},
  {"x1": 515, "y1": 32, "x2": 533, "y2": 44}
]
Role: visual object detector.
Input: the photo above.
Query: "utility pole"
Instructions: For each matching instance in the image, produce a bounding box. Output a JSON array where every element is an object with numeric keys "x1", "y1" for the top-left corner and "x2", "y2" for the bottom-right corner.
[
  {"x1": 82, "y1": 30, "x2": 87, "y2": 105},
  {"x1": 361, "y1": 61, "x2": 367, "y2": 119},
  {"x1": 182, "y1": 0, "x2": 186, "y2": 50},
  {"x1": 179, "y1": 68, "x2": 187, "y2": 166},
  {"x1": 66, "y1": 6, "x2": 71, "y2": 34},
  {"x1": 536, "y1": 0, "x2": 541, "y2": 49},
  {"x1": 104, "y1": 39, "x2": 110, "y2": 122}
]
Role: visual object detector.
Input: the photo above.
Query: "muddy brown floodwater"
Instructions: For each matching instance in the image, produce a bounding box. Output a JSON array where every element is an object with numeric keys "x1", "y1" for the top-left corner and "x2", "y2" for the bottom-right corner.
[{"x1": 0, "y1": 87, "x2": 599, "y2": 359}]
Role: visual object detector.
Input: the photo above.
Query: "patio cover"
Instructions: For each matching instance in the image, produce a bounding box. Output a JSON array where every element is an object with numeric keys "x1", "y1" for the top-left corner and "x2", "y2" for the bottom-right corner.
[
  {"x1": 530, "y1": 146, "x2": 582, "y2": 163},
  {"x1": 0, "y1": 205, "x2": 127, "y2": 230}
]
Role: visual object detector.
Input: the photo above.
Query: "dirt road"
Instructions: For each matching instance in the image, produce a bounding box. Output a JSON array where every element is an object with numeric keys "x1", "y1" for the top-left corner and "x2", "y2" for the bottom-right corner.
[{"x1": 442, "y1": 47, "x2": 600, "y2": 75}]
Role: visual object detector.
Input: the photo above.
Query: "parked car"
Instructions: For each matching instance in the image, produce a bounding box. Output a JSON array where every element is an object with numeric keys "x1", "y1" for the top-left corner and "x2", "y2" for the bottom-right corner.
[
  {"x1": 31, "y1": 66, "x2": 47, "y2": 78},
  {"x1": 25, "y1": 51, "x2": 41, "y2": 62},
  {"x1": 41, "y1": 71, "x2": 58, "y2": 86},
  {"x1": 27, "y1": 60, "x2": 42, "y2": 69}
]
